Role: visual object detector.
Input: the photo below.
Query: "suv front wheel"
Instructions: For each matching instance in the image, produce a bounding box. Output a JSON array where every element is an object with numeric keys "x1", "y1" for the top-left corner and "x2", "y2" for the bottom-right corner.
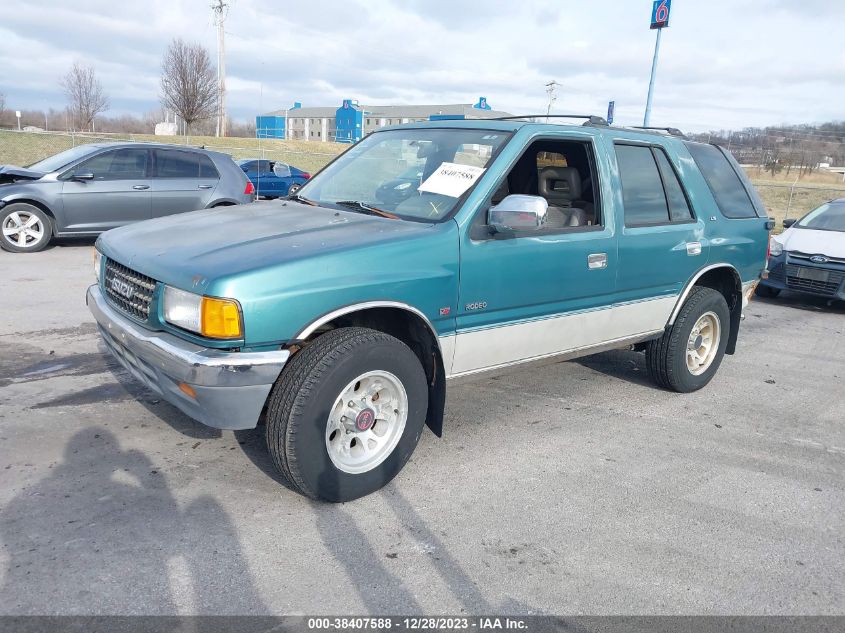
[
  {"x1": 265, "y1": 327, "x2": 429, "y2": 502},
  {"x1": 646, "y1": 287, "x2": 730, "y2": 393}
]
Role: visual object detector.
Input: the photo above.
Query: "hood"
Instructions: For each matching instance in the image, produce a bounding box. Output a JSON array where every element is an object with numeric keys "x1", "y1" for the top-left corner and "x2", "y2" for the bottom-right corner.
[
  {"x1": 0, "y1": 165, "x2": 45, "y2": 185},
  {"x1": 777, "y1": 227, "x2": 845, "y2": 259},
  {"x1": 98, "y1": 201, "x2": 436, "y2": 290}
]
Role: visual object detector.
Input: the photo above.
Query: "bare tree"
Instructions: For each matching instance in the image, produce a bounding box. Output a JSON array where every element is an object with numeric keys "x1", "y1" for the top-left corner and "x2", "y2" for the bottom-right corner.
[
  {"x1": 0, "y1": 92, "x2": 5, "y2": 118},
  {"x1": 160, "y1": 39, "x2": 218, "y2": 135},
  {"x1": 61, "y1": 63, "x2": 109, "y2": 131}
]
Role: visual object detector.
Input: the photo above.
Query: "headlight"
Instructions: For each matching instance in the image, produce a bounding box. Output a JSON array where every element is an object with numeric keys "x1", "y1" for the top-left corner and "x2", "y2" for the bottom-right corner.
[
  {"x1": 93, "y1": 249, "x2": 102, "y2": 281},
  {"x1": 769, "y1": 238, "x2": 783, "y2": 257},
  {"x1": 163, "y1": 286, "x2": 243, "y2": 339}
]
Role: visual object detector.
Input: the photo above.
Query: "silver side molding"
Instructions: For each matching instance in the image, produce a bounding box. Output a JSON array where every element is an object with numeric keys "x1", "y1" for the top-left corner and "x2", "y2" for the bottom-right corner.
[{"x1": 446, "y1": 330, "x2": 663, "y2": 382}]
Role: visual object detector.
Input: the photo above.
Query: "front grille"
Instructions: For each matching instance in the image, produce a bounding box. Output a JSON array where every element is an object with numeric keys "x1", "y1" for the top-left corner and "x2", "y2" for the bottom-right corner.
[
  {"x1": 103, "y1": 258, "x2": 157, "y2": 320},
  {"x1": 785, "y1": 264, "x2": 845, "y2": 296}
]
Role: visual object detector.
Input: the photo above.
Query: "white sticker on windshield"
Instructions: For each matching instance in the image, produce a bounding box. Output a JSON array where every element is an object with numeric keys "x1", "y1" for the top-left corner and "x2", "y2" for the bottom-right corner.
[{"x1": 418, "y1": 162, "x2": 486, "y2": 198}]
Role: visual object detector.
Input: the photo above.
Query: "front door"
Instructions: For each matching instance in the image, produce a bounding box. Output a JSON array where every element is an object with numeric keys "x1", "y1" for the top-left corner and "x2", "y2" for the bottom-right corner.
[
  {"x1": 452, "y1": 136, "x2": 618, "y2": 376},
  {"x1": 60, "y1": 147, "x2": 152, "y2": 232}
]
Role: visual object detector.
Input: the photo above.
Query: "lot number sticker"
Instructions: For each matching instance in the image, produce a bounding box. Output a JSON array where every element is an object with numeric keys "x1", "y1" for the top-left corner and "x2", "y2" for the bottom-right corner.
[{"x1": 418, "y1": 162, "x2": 486, "y2": 198}]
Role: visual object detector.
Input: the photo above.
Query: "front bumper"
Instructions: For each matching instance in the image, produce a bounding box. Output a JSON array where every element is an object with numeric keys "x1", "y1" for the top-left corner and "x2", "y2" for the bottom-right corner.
[
  {"x1": 760, "y1": 256, "x2": 845, "y2": 300},
  {"x1": 87, "y1": 285, "x2": 289, "y2": 429}
]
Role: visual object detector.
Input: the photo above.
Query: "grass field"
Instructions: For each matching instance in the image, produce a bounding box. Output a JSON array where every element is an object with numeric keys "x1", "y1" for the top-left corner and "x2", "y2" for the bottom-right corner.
[
  {"x1": 0, "y1": 129, "x2": 347, "y2": 174},
  {"x1": 2, "y1": 129, "x2": 843, "y2": 229}
]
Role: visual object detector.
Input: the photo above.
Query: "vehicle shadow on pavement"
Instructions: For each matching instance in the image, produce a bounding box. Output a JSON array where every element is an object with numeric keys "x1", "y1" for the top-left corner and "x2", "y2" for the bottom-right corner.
[
  {"x1": 574, "y1": 349, "x2": 655, "y2": 388},
  {"x1": 0, "y1": 427, "x2": 269, "y2": 614},
  {"x1": 103, "y1": 344, "x2": 223, "y2": 440},
  {"x1": 753, "y1": 291, "x2": 845, "y2": 314}
]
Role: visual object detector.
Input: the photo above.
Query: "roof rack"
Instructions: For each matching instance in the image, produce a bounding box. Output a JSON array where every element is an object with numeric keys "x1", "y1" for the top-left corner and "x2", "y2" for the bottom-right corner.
[
  {"x1": 630, "y1": 126, "x2": 687, "y2": 138},
  {"x1": 492, "y1": 114, "x2": 609, "y2": 126}
]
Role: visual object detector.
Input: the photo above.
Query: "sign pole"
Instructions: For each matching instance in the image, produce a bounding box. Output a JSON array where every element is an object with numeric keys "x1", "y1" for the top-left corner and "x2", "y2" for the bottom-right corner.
[
  {"x1": 644, "y1": 0, "x2": 671, "y2": 127},
  {"x1": 644, "y1": 27, "x2": 662, "y2": 127}
]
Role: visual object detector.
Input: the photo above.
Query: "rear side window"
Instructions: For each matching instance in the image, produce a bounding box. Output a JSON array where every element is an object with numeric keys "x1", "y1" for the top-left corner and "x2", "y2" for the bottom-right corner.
[
  {"x1": 615, "y1": 144, "x2": 693, "y2": 226},
  {"x1": 155, "y1": 150, "x2": 199, "y2": 178},
  {"x1": 685, "y1": 142, "x2": 757, "y2": 218}
]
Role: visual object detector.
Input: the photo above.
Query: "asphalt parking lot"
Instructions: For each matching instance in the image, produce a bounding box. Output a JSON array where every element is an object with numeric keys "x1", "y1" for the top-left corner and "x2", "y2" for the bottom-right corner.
[{"x1": 0, "y1": 241, "x2": 843, "y2": 615}]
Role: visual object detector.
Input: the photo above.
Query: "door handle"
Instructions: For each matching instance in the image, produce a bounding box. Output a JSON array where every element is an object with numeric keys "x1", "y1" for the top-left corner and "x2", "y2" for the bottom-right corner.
[
  {"x1": 588, "y1": 253, "x2": 608, "y2": 270},
  {"x1": 198, "y1": 184, "x2": 214, "y2": 189},
  {"x1": 686, "y1": 242, "x2": 702, "y2": 256},
  {"x1": 132, "y1": 184, "x2": 150, "y2": 190}
]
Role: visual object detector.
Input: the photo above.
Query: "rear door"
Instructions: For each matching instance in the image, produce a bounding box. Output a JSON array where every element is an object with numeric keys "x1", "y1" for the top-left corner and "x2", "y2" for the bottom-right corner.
[
  {"x1": 613, "y1": 141, "x2": 707, "y2": 323},
  {"x1": 60, "y1": 147, "x2": 152, "y2": 232},
  {"x1": 150, "y1": 149, "x2": 220, "y2": 217}
]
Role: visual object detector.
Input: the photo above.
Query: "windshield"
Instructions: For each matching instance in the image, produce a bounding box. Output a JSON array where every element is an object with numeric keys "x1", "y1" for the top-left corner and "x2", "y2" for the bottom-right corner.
[
  {"x1": 27, "y1": 144, "x2": 100, "y2": 173},
  {"x1": 796, "y1": 202, "x2": 845, "y2": 232},
  {"x1": 296, "y1": 128, "x2": 511, "y2": 222}
]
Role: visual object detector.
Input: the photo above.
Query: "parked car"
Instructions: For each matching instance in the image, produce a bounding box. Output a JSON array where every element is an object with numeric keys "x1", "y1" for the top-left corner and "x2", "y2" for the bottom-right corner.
[
  {"x1": 0, "y1": 142, "x2": 255, "y2": 253},
  {"x1": 88, "y1": 120, "x2": 769, "y2": 502},
  {"x1": 758, "y1": 200, "x2": 845, "y2": 300},
  {"x1": 237, "y1": 159, "x2": 311, "y2": 199}
]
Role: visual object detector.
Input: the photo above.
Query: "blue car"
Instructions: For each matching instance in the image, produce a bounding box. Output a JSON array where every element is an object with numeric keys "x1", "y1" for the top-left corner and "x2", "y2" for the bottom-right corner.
[{"x1": 237, "y1": 159, "x2": 311, "y2": 199}]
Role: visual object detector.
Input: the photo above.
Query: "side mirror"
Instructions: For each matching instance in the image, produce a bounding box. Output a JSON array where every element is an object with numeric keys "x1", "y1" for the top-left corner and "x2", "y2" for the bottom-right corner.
[
  {"x1": 488, "y1": 194, "x2": 548, "y2": 233},
  {"x1": 72, "y1": 172, "x2": 95, "y2": 181},
  {"x1": 783, "y1": 218, "x2": 796, "y2": 229}
]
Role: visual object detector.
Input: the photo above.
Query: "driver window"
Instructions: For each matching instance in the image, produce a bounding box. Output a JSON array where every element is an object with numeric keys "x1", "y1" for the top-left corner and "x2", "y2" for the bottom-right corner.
[
  {"x1": 73, "y1": 148, "x2": 149, "y2": 181},
  {"x1": 487, "y1": 140, "x2": 601, "y2": 231}
]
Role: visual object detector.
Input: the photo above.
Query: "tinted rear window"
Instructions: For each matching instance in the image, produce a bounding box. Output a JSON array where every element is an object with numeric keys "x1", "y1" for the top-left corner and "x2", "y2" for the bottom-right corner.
[{"x1": 685, "y1": 142, "x2": 757, "y2": 218}]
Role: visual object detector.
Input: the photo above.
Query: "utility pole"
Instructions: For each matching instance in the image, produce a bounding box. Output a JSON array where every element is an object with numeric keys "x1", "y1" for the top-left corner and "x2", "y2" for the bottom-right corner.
[
  {"x1": 545, "y1": 81, "x2": 560, "y2": 122},
  {"x1": 212, "y1": 0, "x2": 228, "y2": 137}
]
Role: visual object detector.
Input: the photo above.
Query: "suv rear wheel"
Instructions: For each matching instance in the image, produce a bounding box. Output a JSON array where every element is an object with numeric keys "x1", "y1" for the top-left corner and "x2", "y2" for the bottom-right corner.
[
  {"x1": 0, "y1": 203, "x2": 52, "y2": 253},
  {"x1": 646, "y1": 287, "x2": 730, "y2": 393},
  {"x1": 265, "y1": 327, "x2": 428, "y2": 502}
]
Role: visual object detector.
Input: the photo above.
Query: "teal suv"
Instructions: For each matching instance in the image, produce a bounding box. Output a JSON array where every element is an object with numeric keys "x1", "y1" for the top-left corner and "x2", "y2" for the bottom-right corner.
[{"x1": 89, "y1": 119, "x2": 770, "y2": 501}]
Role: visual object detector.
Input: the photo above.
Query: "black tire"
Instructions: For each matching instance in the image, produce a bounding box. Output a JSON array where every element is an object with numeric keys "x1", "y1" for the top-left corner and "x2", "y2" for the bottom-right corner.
[
  {"x1": 0, "y1": 203, "x2": 52, "y2": 253},
  {"x1": 646, "y1": 287, "x2": 730, "y2": 393},
  {"x1": 756, "y1": 284, "x2": 780, "y2": 298},
  {"x1": 265, "y1": 327, "x2": 428, "y2": 502}
]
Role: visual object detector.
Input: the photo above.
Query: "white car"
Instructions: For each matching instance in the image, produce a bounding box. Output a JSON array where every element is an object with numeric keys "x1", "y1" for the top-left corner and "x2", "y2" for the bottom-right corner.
[{"x1": 759, "y1": 199, "x2": 845, "y2": 300}]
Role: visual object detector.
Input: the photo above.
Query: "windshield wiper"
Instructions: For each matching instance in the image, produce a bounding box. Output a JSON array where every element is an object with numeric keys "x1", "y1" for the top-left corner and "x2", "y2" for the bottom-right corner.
[
  {"x1": 334, "y1": 201, "x2": 398, "y2": 219},
  {"x1": 288, "y1": 193, "x2": 317, "y2": 206}
]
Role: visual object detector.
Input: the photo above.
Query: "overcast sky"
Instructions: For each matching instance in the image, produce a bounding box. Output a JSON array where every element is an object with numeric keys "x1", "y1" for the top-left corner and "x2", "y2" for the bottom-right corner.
[{"x1": 0, "y1": 0, "x2": 841, "y2": 132}]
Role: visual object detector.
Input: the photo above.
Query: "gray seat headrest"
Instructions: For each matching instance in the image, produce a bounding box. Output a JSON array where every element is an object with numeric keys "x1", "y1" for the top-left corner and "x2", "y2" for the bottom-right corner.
[{"x1": 538, "y1": 167, "x2": 582, "y2": 201}]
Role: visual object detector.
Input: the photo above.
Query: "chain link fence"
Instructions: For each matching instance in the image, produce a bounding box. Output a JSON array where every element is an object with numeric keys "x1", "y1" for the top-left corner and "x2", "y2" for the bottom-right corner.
[
  {"x1": 0, "y1": 128, "x2": 345, "y2": 175},
  {"x1": 753, "y1": 182, "x2": 845, "y2": 230}
]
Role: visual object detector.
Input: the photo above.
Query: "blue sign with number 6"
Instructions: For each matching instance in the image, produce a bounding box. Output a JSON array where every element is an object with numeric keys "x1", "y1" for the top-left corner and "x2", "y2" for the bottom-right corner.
[{"x1": 650, "y1": 0, "x2": 671, "y2": 29}]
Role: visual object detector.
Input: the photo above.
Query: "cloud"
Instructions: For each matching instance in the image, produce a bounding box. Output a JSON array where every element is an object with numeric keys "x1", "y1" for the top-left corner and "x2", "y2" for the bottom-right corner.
[{"x1": 0, "y1": 0, "x2": 841, "y2": 132}]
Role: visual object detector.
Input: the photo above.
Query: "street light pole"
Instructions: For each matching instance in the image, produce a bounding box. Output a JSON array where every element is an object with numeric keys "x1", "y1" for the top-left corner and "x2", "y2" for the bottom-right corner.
[{"x1": 643, "y1": 27, "x2": 662, "y2": 127}]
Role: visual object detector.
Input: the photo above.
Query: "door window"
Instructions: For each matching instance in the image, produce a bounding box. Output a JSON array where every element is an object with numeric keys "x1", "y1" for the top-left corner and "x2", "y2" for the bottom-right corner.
[
  {"x1": 273, "y1": 163, "x2": 292, "y2": 178},
  {"x1": 615, "y1": 144, "x2": 693, "y2": 226},
  {"x1": 73, "y1": 148, "x2": 149, "y2": 180},
  {"x1": 479, "y1": 139, "x2": 601, "y2": 234},
  {"x1": 198, "y1": 154, "x2": 219, "y2": 179},
  {"x1": 155, "y1": 150, "x2": 200, "y2": 178}
]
